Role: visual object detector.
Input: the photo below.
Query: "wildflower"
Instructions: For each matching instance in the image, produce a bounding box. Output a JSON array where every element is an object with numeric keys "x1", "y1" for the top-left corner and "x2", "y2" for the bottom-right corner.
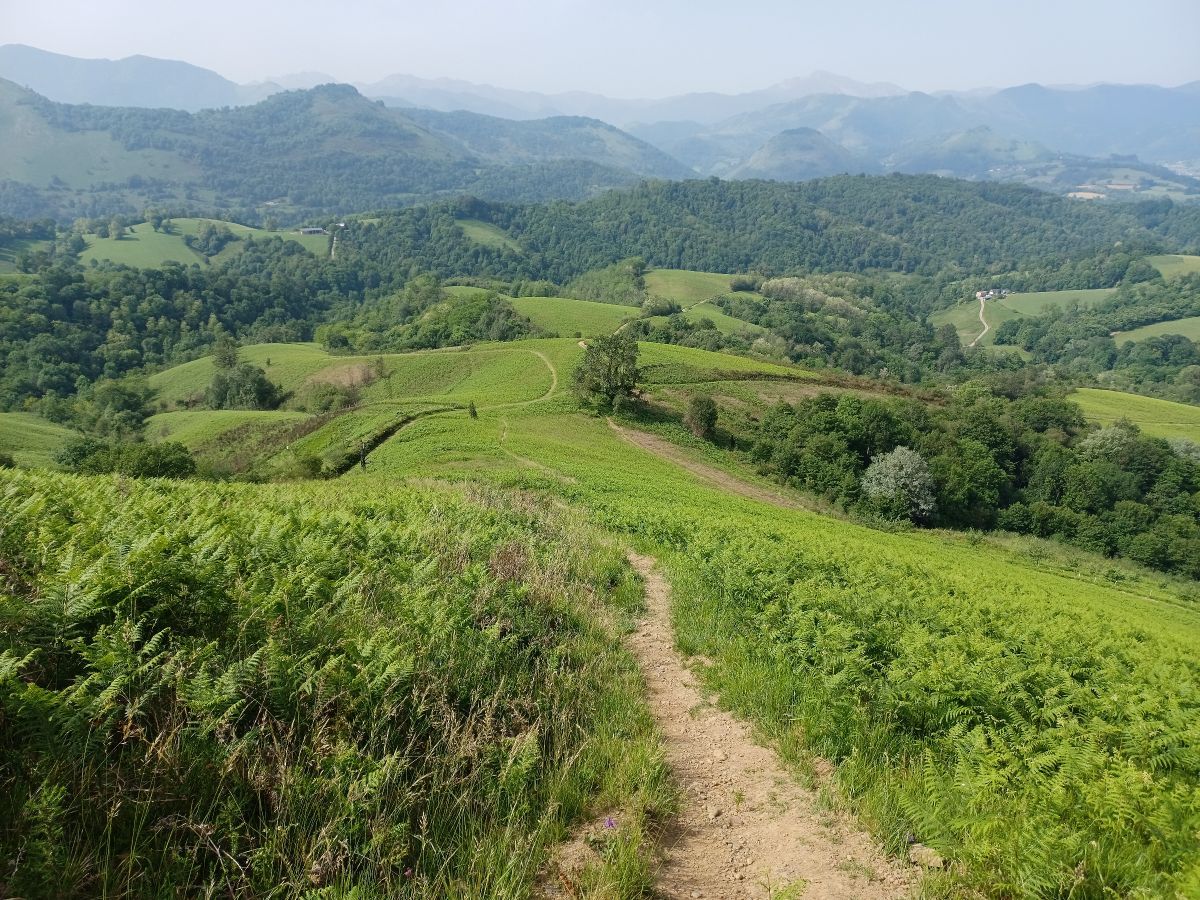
[
  {"x1": 603, "y1": 815, "x2": 616, "y2": 829},
  {"x1": 404, "y1": 867, "x2": 414, "y2": 878}
]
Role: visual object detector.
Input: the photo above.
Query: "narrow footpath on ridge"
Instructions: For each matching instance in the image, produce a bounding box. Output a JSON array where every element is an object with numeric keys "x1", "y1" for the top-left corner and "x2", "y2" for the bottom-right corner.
[{"x1": 624, "y1": 552, "x2": 913, "y2": 898}]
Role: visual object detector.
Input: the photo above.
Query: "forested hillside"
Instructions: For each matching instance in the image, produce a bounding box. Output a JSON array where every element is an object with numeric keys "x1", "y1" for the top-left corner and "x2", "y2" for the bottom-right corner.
[
  {"x1": 0, "y1": 81, "x2": 682, "y2": 221},
  {"x1": 5, "y1": 177, "x2": 1200, "y2": 415},
  {"x1": 347, "y1": 178, "x2": 1200, "y2": 280}
]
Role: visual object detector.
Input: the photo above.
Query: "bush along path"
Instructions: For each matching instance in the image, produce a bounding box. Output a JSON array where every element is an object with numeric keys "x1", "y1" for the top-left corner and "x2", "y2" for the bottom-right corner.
[{"x1": 623, "y1": 552, "x2": 913, "y2": 899}]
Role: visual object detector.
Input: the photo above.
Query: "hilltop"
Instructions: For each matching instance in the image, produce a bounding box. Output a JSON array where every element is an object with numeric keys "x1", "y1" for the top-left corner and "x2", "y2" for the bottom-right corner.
[
  {"x1": 0, "y1": 80, "x2": 686, "y2": 221},
  {"x1": 2, "y1": 44, "x2": 1198, "y2": 208}
]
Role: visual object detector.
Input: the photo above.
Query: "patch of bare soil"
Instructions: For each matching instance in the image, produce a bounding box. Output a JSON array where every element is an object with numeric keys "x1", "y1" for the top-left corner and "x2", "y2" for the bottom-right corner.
[{"x1": 626, "y1": 552, "x2": 914, "y2": 899}]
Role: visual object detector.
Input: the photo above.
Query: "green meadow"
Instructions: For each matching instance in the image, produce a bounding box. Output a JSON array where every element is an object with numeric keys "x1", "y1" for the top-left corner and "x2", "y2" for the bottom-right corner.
[
  {"x1": 1072, "y1": 387, "x2": 1200, "y2": 442},
  {"x1": 456, "y1": 218, "x2": 523, "y2": 252},
  {"x1": 644, "y1": 268, "x2": 734, "y2": 305},
  {"x1": 1147, "y1": 254, "x2": 1200, "y2": 280},
  {"x1": 675, "y1": 300, "x2": 764, "y2": 335},
  {"x1": 1117, "y1": 314, "x2": 1200, "y2": 343},
  {"x1": 932, "y1": 288, "x2": 1113, "y2": 349},
  {"x1": 0, "y1": 411, "x2": 75, "y2": 467},
  {"x1": 336, "y1": 343, "x2": 1200, "y2": 896},
  {"x1": 7, "y1": 328, "x2": 1200, "y2": 894},
  {"x1": 510, "y1": 294, "x2": 640, "y2": 335},
  {"x1": 1000, "y1": 287, "x2": 1115, "y2": 315},
  {"x1": 80, "y1": 219, "x2": 329, "y2": 268}
]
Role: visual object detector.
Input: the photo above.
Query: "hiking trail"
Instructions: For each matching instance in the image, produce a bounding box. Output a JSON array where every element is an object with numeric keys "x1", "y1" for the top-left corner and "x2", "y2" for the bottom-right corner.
[{"x1": 625, "y1": 551, "x2": 914, "y2": 899}]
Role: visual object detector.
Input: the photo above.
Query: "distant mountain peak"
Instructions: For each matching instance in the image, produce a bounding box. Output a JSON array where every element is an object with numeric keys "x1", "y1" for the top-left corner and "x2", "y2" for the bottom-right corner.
[{"x1": 767, "y1": 71, "x2": 907, "y2": 98}]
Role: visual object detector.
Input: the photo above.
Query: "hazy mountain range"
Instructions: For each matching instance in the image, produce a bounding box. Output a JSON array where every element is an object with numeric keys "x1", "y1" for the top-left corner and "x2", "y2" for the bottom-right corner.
[{"x1": 0, "y1": 42, "x2": 1197, "y2": 221}]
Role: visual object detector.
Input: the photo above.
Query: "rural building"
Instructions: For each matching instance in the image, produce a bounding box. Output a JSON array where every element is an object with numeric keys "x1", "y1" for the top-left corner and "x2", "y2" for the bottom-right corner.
[
  {"x1": 298, "y1": 227, "x2": 328, "y2": 235},
  {"x1": 975, "y1": 288, "x2": 1011, "y2": 301}
]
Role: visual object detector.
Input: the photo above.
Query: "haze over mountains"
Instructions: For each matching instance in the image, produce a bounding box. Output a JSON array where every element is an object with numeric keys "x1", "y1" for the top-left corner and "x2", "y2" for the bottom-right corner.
[{"x1": 0, "y1": 42, "x2": 1197, "y2": 222}]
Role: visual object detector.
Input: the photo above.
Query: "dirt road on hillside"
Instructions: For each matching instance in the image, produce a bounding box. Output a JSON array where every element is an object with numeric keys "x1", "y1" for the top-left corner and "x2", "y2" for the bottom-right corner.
[
  {"x1": 968, "y1": 297, "x2": 989, "y2": 348},
  {"x1": 606, "y1": 419, "x2": 809, "y2": 511},
  {"x1": 625, "y1": 552, "x2": 913, "y2": 898}
]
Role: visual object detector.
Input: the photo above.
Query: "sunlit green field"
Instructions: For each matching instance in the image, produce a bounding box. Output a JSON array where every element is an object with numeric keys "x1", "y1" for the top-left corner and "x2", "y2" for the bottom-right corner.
[
  {"x1": 132, "y1": 336, "x2": 1200, "y2": 893},
  {"x1": 1072, "y1": 387, "x2": 1200, "y2": 442},
  {"x1": 1147, "y1": 254, "x2": 1200, "y2": 280},
  {"x1": 1000, "y1": 287, "x2": 1115, "y2": 315},
  {"x1": 510, "y1": 295, "x2": 639, "y2": 336},
  {"x1": 457, "y1": 218, "x2": 523, "y2": 252},
  {"x1": 932, "y1": 289, "x2": 1112, "y2": 350},
  {"x1": 0, "y1": 411, "x2": 75, "y2": 467},
  {"x1": 1118, "y1": 315, "x2": 1200, "y2": 343},
  {"x1": 349, "y1": 371, "x2": 1200, "y2": 895},
  {"x1": 80, "y1": 219, "x2": 328, "y2": 267},
  {"x1": 931, "y1": 299, "x2": 1017, "y2": 346},
  {"x1": 644, "y1": 269, "x2": 734, "y2": 305}
]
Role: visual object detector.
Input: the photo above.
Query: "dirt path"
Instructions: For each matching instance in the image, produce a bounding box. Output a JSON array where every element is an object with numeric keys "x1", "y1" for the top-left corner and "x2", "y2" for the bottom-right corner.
[
  {"x1": 968, "y1": 297, "x2": 989, "y2": 348},
  {"x1": 607, "y1": 419, "x2": 809, "y2": 511},
  {"x1": 626, "y1": 552, "x2": 913, "y2": 898}
]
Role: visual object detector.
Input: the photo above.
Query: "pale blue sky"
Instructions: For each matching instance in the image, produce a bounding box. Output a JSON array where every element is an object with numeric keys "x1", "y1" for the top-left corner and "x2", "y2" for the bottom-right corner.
[{"x1": 4, "y1": 0, "x2": 1197, "y2": 95}]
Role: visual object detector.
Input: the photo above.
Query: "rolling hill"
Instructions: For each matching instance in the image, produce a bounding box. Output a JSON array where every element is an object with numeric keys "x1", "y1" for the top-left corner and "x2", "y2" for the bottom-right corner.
[
  {"x1": 730, "y1": 127, "x2": 874, "y2": 181},
  {"x1": 0, "y1": 43, "x2": 279, "y2": 110},
  {"x1": 629, "y1": 86, "x2": 1200, "y2": 196},
  {"x1": 0, "y1": 80, "x2": 688, "y2": 221},
  {"x1": 80, "y1": 218, "x2": 329, "y2": 267}
]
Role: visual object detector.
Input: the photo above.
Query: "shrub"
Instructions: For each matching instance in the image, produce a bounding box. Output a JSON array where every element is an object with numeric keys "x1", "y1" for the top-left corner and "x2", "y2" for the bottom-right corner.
[{"x1": 684, "y1": 395, "x2": 718, "y2": 438}]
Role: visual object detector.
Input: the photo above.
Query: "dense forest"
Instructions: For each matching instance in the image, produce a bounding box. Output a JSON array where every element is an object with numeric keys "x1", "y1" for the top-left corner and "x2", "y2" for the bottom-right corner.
[
  {"x1": 340, "y1": 179, "x2": 1200, "y2": 284},
  {"x1": 743, "y1": 389, "x2": 1200, "y2": 577}
]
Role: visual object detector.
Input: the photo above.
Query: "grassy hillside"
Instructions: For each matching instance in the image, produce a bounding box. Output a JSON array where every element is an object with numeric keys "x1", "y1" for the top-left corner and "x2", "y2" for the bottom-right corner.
[
  {"x1": 0, "y1": 469, "x2": 670, "y2": 896},
  {"x1": 1072, "y1": 387, "x2": 1200, "y2": 442},
  {"x1": 1147, "y1": 254, "x2": 1200, "y2": 279},
  {"x1": 931, "y1": 299, "x2": 1017, "y2": 347},
  {"x1": 81, "y1": 219, "x2": 328, "y2": 267},
  {"x1": 147, "y1": 409, "x2": 313, "y2": 473},
  {"x1": 678, "y1": 300, "x2": 764, "y2": 335},
  {"x1": 1117, "y1": 315, "x2": 1200, "y2": 343},
  {"x1": 152, "y1": 343, "x2": 557, "y2": 411},
  {"x1": 36, "y1": 334, "x2": 1200, "y2": 893},
  {"x1": 351, "y1": 366, "x2": 1200, "y2": 896},
  {"x1": 456, "y1": 218, "x2": 523, "y2": 252},
  {"x1": 933, "y1": 288, "x2": 1114, "y2": 348},
  {"x1": 1000, "y1": 287, "x2": 1116, "y2": 315},
  {"x1": 510, "y1": 295, "x2": 639, "y2": 336},
  {"x1": 0, "y1": 411, "x2": 75, "y2": 467},
  {"x1": 644, "y1": 269, "x2": 734, "y2": 305}
]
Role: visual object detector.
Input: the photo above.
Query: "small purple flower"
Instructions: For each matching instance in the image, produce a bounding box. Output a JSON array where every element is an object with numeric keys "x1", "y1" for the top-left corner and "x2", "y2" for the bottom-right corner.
[
  {"x1": 404, "y1": 867, "x2": 414, "y2": 878},
  {"x1": 603, "y1": 816, "x2": 616, "y2": 829}
]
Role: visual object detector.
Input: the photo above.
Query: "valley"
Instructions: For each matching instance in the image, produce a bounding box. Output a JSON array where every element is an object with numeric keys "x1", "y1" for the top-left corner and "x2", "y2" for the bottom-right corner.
[{"x1": 2, "y1": 28, "x2": 1200, "y2": 896}]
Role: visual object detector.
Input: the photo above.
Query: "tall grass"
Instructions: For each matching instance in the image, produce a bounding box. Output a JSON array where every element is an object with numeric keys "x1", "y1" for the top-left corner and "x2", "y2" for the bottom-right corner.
[
  {"x1": 410, "y1": 406, "x2": 1200, "y2": 897},
  {"x1": 0, "y1": 471, "x2": 670, "y2": 898}
]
